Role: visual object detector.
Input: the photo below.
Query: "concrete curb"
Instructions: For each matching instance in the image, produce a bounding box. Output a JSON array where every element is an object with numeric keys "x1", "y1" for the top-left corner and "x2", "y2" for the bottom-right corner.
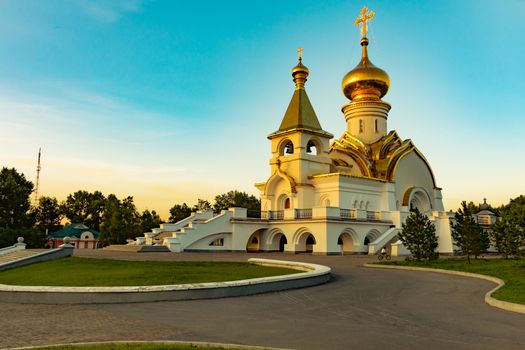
[
  {"x1": 364, "y1": 263, "x2": 525, "y2": 315},
  {"x1": 9, "y1": 340, "x2": 295, "y2": 350},
  {"x1": 0, "y1": 258, "x2": 331, "y2": 304}
]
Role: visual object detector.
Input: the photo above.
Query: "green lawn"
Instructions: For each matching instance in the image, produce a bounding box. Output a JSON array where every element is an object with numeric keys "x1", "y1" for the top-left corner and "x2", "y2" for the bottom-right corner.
[
  {"x1": 0, "y1": 257, "x2": 297, "y2": 287},
  {"x1": 30, "y1": 344, "x2": 235, "y2": 350},
  {"x1": 378, "y1": 258, "x2": 525, "y2": 304}
]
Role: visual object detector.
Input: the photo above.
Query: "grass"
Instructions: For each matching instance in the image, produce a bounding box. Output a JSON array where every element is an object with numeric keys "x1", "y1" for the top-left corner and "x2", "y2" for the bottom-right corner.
[
  {"x1": 30, "y1": 344, "x2": 234, "y2": 350},
  {"x1": 0, "y1": 257, "x2": 298, "y2": 287},
  {"x1": 377, "y1": 257, "x2": 525, "y2": 304}
]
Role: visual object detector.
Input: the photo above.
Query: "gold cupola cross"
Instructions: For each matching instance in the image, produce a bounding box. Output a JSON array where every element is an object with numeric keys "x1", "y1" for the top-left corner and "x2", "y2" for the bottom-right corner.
[{"x1": 354, "y1": 6, "x2": 375, "y2": 38}]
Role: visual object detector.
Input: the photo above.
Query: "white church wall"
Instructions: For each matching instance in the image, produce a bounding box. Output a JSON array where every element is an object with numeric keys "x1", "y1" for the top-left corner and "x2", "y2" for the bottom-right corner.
[
  {"x1": 380, "y1": 182, "x2": 397, "y2": 211},
  {"x1": 186, "y1": 233, "x2": 233, "y2": 251},
  {"x1": 270, "y1": 178, "x2": 293, "y2": 210},
  {"x1": 312, "y1": 177, "x2": 342, "y2": 207},
  {"x1": 339, "y1": 178, "x2": 383, "y2": 211},
  {"x1": 296, "y1": 186, "x2": 316, "y2": 209},
  {"x1": 393, "y1": 151, "x2": 436, "y2": 211}
]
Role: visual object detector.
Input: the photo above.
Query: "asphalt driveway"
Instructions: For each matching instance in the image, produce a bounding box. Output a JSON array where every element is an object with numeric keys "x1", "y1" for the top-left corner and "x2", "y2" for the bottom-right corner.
[{"x1": 1, "y1": 251, "x2": 524, "y2": 350}]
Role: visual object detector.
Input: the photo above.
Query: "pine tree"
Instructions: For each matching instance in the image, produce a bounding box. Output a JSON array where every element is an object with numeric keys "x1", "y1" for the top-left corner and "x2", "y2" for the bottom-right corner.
[
  {"x1": 490, "y1": 197, "x2": 525, "y2": 258},
  {"x1": 399, "y1": 208, "x2": 438, "y2": 261},
  {"x1": 452, "y1": 201, "x2": 489, "y2": 263}
]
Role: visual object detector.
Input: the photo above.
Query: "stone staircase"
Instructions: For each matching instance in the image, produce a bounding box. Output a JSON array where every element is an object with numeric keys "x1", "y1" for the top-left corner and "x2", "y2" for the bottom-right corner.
[
  {"x1": 136, "y1": 211, "x2": 214, "y2": 245},
  {"x1": 368, "y1": 227, "x2": 400, "y2": 255},
  {"x1": 0, "y1": 247, "x2": 73, "y2": 272},
  {"x1": 0, "y1": 249, "x2": 47, "y2": 264},
  {"x1": 163, "y1": 211, "x2": 233, "y2": 252}
]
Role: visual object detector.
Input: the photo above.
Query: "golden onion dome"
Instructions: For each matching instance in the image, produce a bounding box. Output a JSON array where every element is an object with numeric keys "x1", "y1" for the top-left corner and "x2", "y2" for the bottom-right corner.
[
  {"x1": 291, "y1": 58, "x2": 309, "y2": 89},
  {"x1": 342, "y1": 37, "x2": 390, "y2": 101},
  {"x1": 292, "y1": 59, "x2": 309, "y2": 76}
]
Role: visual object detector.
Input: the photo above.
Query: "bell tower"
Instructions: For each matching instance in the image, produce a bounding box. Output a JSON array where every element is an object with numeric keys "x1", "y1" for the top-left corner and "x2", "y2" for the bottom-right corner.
[{"x1": 259, "y1": 50, "x2": 333, "y2": 211}]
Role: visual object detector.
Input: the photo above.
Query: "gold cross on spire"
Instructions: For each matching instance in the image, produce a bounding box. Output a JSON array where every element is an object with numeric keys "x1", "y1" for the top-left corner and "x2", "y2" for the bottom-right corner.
[
  {"x1": 297, "y1": 47, "x2": 304, "y2": 61},
  {"x1": 354, "y1": 6, "x2": 375, "y2": 38}
]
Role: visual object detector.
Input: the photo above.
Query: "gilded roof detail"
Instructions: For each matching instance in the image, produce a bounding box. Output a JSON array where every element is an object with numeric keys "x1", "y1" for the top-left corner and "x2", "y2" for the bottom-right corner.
[
  {"x1": 329, "y1": 130, "x2": 435, "y2": 184},
  {"x1": 278, "y1": 88, "x2": 323, "y2": 132}
]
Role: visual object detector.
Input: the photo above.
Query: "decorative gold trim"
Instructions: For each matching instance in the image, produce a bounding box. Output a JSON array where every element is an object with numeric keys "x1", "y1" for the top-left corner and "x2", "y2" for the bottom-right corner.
[
  {"x1": 295, "y1": 183, "x2": 315, "y2": 188},
  {"x1": 402, "y1": 186, "x2": 415, "y2": 206},
  {"x1": 386, "y1": 145, "x2": 437, "y2": 187},
  {"x1": 327, "y1": 130, "x2": 438, "y2": 188},
  {"x1": 309, "y1": 172, "x2": 387, "y2": 183},
  {"x1": 268, "y1": 128, "x2": 333, "y2": 140}
]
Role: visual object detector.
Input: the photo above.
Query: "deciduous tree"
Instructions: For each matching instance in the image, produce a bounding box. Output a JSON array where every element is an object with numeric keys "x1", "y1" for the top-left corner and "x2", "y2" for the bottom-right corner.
[
  {"x1": 193, "y1": 199, "x2": 212, "y2": 212},
  {"x1": 0, "y1": 167, "x2": 34, "y2": 229},
  {"x1": 61, "y1": 190, "x2": 106, "y2": 230},
  {"x1": 100, "y1": 194, "x2": 141, "y2": 246},
  {"x1": 139, "y1": 209, "x2": 162, "y2": 233},
  {"x1": 213, "y1": 190, "x2": 260, "y2": 213},
  {"x1": 168, "y1": 203, "x2": 192, "y2": 223},
  {"x1": 32, "y1": 196, "x2": 62, "y2": 233}
]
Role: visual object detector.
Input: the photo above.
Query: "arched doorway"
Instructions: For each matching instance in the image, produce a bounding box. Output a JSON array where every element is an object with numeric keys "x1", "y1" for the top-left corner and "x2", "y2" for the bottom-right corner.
[
  {"x1": 305, "y1": 234, "x2": 315, "y2": 253},
  {"x1": 279, "y1": 235, "x2": 287, "y2": 252},
  {"x1": 404, "y1": 187, "x2": 432, "y2": 213},
  {"x1": 246, "y1": 229, "x2": 265, "y2": 253},
  {"x1": 266, "y1": 229, "x2": 287, "y2": 252},
  {"x1": 293, "y1": 229, "x2": 316, "y2": 253},
  {"x1": 364, "y1": 229, "x2": 381, "y2": 247},
  {"x1": 338, "y1": 229, "x2": 357, "y2": 254}
]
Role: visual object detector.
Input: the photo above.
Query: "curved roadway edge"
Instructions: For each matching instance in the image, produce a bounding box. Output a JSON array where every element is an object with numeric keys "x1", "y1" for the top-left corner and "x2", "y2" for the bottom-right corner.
[
  {"x1": 10, "y1": 340, "x2": 294, "y2": 350},
  {"x1": 0, "y1": 258, "x2": 331, "y2": 305},
  {"x1": 364, "y1": 263, "x2": 525, "y2": 315}
]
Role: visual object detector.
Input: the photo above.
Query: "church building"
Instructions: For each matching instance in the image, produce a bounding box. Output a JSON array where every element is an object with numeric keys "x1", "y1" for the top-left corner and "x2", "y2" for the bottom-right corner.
[{"x1": 137, "y1": 7, "x2": 454, "y2": 255}]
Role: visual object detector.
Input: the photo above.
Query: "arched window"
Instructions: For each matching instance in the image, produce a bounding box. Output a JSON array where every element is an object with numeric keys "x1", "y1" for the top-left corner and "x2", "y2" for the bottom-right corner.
[
  {"x1": 209, "y1": 238, "x2": 224, "y2": 246},
  {"x1": 306, "y1": 140, "x2": 318, "y2": 155},
  {"x1": 251, "y1": 237, "x2": 258, "y2": 244},
  {"x1": 284, "y1": 198, "x2": 291, "y2": 209},
  {"x1": 375, "y1": 119, "x2": 378, "y2": 133},
  {"x1": 284, "y1": 141, "x2": 294, "y2": 154},
  {"x1": 359, "y1": 119, "x2": 364, "y2": 133}
]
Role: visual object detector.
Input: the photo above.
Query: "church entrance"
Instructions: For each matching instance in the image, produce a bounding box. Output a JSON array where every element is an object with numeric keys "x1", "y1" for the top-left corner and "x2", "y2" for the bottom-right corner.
[
  {"x1": 246, "y1": 229, "x2": 265, "y2": 252},
  {"x1": 279, "y1": 235, "x2": 287, "y2": 252},
  {"x1": 294, "y1": 230, "x2": 316, "y2": 253},
  {"x1": 407, "y1": 188, "x2": 432, "y2": 213},
  {"x1": 267, "y1": 230, "x2": 288, "y2": 252},
  {"x1": 337, "y1": 230, "x2": 356, "y2": 254},
  {"x1": 305, "y1": 234, "x2": 315, "y2": 253}
]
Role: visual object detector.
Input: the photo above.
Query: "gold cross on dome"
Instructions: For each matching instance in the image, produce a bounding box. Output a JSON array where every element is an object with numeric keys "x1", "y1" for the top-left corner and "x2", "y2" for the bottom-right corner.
[
  {"x1": 297, "y1": 47, "x2": 304, "y2": 60},
  {"x1": 354, "y1": 6, "x2": 375, "y2": 38}
]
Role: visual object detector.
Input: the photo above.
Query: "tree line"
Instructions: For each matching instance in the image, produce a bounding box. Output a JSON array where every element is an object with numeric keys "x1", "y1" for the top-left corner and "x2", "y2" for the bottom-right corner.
[
  {"x1": 0, "y1": 167, "x2": 260, "y2": 247},
  {"x1": 399, "y1": 197, "x2": 525, "y2": 262}
]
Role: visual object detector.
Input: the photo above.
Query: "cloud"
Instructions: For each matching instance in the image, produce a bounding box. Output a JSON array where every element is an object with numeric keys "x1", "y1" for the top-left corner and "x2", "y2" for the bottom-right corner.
[{"x1": 74, "y1": 0, "x2": 146, "y2": 23}]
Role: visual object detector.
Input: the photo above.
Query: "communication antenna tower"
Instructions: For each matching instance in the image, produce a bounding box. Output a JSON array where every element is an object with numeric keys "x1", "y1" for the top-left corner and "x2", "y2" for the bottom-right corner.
[{"x1": 33, "y1": 147, "x2": 42, "y2": 206}]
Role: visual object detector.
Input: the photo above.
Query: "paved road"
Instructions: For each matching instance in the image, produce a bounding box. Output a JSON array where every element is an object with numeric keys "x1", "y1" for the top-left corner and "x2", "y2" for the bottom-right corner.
[{"x1": 1, "y1": 251, "x2": 524, "y2": 350}]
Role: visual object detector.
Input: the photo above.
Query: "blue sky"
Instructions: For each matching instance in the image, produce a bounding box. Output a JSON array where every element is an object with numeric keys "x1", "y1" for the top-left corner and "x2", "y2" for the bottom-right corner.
[{"x1": 1, "y1": 0, "x2": 524, "y2": 218}]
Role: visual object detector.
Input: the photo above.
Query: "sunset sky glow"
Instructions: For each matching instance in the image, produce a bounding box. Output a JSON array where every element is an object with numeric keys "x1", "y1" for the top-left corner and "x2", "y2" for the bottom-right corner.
[{"x1": 1, "y1": 0, "x2": 524, "y2": 219}]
